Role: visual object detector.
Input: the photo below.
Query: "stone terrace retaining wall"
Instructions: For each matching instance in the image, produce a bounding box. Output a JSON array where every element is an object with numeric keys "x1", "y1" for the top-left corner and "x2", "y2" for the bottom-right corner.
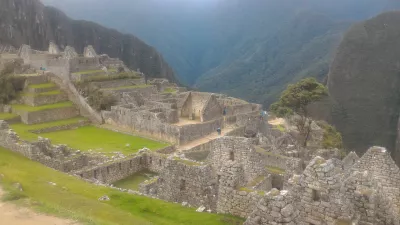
[
  {"x1": 0, "y1": 120, "x2": 89, "y2": 173},
  {"x1": 13, "y1": 106, "x2": 79, "y2": 124}
]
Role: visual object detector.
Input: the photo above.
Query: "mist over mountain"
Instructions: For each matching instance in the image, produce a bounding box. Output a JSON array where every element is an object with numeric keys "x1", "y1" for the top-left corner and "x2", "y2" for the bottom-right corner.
[{"x1": 41, "y1": 0, "x2": 400, "y2": 105}]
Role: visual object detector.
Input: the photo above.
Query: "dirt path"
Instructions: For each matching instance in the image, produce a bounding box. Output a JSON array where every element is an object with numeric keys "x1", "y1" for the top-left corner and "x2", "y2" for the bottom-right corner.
[
  {"x1": 0, "y1": 188, "x2": 77, "y2": 225},
  {"x1": 268, "y1": 117, "x2": 285, "y2": 126}
]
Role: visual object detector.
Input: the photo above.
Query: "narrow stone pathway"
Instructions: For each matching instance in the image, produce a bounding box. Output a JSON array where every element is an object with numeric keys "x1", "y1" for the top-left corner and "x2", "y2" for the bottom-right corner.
[
  {"x1": 0, "y1": 188, "x2": 78, "y2": 225},
  {"x1": 177, "y1": 126, "x2": 235, "y2": 151}
]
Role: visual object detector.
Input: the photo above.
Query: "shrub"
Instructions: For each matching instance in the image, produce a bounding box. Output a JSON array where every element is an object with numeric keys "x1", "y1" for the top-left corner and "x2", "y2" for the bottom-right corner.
[
  {"x1": 317, "y1": 121, "x2": 343, "y2": 149},
  {"x1": 87, "y1": 88, "x2": 116, "y2": 111},
  {"x1": 0, "y1": 61, "x2": 20, "y2": 104}
]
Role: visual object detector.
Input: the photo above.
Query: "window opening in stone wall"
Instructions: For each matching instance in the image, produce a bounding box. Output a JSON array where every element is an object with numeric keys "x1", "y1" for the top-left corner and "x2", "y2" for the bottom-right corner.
[
  {"x1": 229, "y1": 151, "x2": 235, "y2": 161},
  {"x1": 180, "y1": 179, "x2": 186, "y2": 191},
  {"x1": 79, "y1": 174, "x2": 83, "y2": 178},
  {"x1": 139, "y1": 157, "x2": 142, "y2": 165},
  {"x1": 107, "y1": 167, "x2": 110, "y2": 174},
  {"x1": 150, "y1": 157, "x2": 153, "y2": 164},
  {"x1": 119, "y1": 163, "x2": 122, "y2": 171},
  {"x1": 218, "y1": 175, "x2": 221, "y2": 183},
  {"x1": 159, "y1": 159, "x2": 162, "y2": 166},
  {"x1": 353, "y1": 159, "x2": 356, "y2": 163},
  {"x1": 94, "y1": 170, "x2": 98, "y2": 179},
  {"x1": 312, "y1": 189, "x2": 321, "y2": 201}
]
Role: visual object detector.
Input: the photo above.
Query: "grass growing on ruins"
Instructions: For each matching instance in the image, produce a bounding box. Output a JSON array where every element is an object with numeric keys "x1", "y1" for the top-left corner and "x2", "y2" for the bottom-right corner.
[
  {"x1": 113, "y1": 170, "x2": 158, "y2": 191},
  {"x1": 11, "y1": 101, "x2": 74, "y2": 112},
  {"x1": 73, "y1": 69, "x2": 117, "y2": 75},
  {"x1": 28, "y1": 83, "x2": 56, "y2": 89},
  {"x1": 39, "y1": 126, "x2": 169, "y2": 154},
  {"x1": 0, "y1": 113, "x2": 19, "y2": 120},
  {"x1": 102, "y1": 84, "x2": 152, "y2": 91},
  {"x1": 0, "y1": 147, "x2": 244, "y2": 225},
  {"x1": 20, "y1": 90, "x2": 62, "y2": 97},
  {"x1": 10, "y1": 117, "x2": 88, "y2": 141},
  {"x1": 163, "y1": 87, "x2": 177, "y2": 93},
  {"x1": 266, "y1": 166, "x2": 286, "y2": 175}
]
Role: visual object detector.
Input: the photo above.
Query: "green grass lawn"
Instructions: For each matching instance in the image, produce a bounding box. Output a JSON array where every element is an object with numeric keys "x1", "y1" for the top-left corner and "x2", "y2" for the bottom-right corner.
[
  {"x1": 113, "y1": 170, "x2": 158, "y2": 191},
  {"x1": 102, "y1": 84, "x2": 152, "y2": 91},
  {"x1": 0, "y1": 147, "x2": 243, "y2": 225},
  {"x1": 12, "y1": 101, "x2": 74, "y2": 112},
  {"x1": 10, "y1": 117, "x2": 88, "y2": 141},
  {"x1": 163, "y1": 87, "x2": 177, "y2": 93},
  {"x1": 28, "y1": 83, "x2": 56, "y2": 89},
  {"x1": 38, "y1": 126, "x2": 169, "y2": 154},
  {"x1": 21, "y1": 90, "x2": 62, "y2": 97},
  {"x1": 0, "y1": 113, "x2": 19, "y2": 120}
]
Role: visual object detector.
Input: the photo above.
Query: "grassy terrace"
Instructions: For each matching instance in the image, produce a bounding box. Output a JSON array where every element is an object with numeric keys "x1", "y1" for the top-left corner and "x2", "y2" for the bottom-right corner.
[
  {"x1": 0, "y1": 113, "x2": 19, "y2": 120},
  {"x1": 102, "y1": 84, "x2": 152, "y2": 91},
  {"x1": 114, "y1": 170, "x2": 158, "y2": 191},
  {"x1": 0, "y1": 147, "x2": 243, "y2": 225},
  {"x1": 266, "y1": 166, "x2": 286, "y2": 175},
  {"x1": 72, "y1": 69, "x2": 117, "y2": 75},
  {"x1": 163, "y1": 87, "x2": 177, "y2": 93},
  {"x1": 10, "y1": 117, "x2": 88, "y2": 141},
  {"x1": 38, "y1": 126, "x2": 168, "y2": 154},
  {"x1": 28, "y1": 83, "x2": 56, "y2": 89},
  {"x1": 20, "y1": 90, "x2": 62, "y2": 97},
  {"x1": 12, "y1": 101, "x2": 73, "y2": 112}
]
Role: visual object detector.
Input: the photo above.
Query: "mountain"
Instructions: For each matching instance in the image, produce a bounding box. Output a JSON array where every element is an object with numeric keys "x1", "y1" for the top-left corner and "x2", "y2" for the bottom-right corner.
[
  {"x1": 0, "y1": 0, "x2": 176, "y2": 82},
  {"x1": 195, "y1": 12, "x2": 349, "y2": 106},
  {"x1": 328, "y1": 11, "x2": 400, "y2": 162},
  {"x1": 40, "y1": 0, "x2": 400, "y2": 106}
]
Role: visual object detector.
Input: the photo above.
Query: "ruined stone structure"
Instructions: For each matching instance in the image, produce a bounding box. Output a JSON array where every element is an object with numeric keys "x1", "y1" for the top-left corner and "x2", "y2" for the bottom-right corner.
[{"x1": 1, "y1": 42, "x2": 399, "y2": 225}]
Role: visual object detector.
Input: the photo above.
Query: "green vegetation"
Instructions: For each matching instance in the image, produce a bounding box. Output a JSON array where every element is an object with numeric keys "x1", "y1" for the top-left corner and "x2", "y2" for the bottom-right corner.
[
  {"x1": 274, "y1": 124, "x2": 286, "y2": 132},
  {"x1": 12, "y1": 101, "x2": 73, "y2": 112},
  {"x1": 87, "y1": 89, "x2": 116, "y2": 111},
  {"x1": 114, "y1": 170, "x2": 158, "y2": 191},
  {"x1": 38, "y1": 126, "x2": 168, "y2": 154},
  {"x1": 238, "y1": 187, "x2": 253, "y2": 193},
  {"x1": 270, "y1": 78, "x2": 328, "y2": 147},
  {"x1": 0, "y1": 61, "x2": 19, "y2": 104},
  {"x1": 102, "y1": 84, "x2": 152, "y2": 91},
  {"x1": 163, "y1": 87, "x2": 177, "y2": 93},
  {"x1": 74, "y1": 72, "x2": 141, "y2": 84},
  {"x1": 21, "y1": 90, "x2": 62, "y2": 97},
  {"x1": 0, "y1": 113, "x2": 18, "y2": 120},
  {"x1": 10, "y1": 117, "x2": 88, "y2": 141},
  {"x1": 28, "y1": 83, "x2": 56, "y2": 89},
  {"x1": 317, "y1": 121, "x2": 343, "y2": 149},
  {"x1": 266, "y1": 166, "x2": 285, "y2": 175},
  {"x1": 0, "y1": 147, "x2": 243, "y2": 225},
  {"x1": 72, "y1": 69, "x2": 116, "y2": 75}
]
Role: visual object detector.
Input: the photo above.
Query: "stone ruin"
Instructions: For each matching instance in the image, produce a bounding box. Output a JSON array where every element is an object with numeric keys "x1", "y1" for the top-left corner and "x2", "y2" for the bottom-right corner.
[{"x1": 0, "y1": 42, "x2": 399, "y2": 225}]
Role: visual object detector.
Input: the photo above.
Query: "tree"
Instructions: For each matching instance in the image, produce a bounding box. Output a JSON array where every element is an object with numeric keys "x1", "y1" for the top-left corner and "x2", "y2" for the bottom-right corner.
[
  {"x1": 0, "y1": 61, "x2": 18, "y2": 104},
  {"x1": 270, "y1": 78, "x2": 328, "y2": 147}
]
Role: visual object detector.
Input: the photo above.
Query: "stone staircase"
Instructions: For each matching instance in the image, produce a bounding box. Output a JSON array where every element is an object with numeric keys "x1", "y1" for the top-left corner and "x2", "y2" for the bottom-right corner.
[{"x1": 11, "y1": 74, "x2": 80, "y2": 125}]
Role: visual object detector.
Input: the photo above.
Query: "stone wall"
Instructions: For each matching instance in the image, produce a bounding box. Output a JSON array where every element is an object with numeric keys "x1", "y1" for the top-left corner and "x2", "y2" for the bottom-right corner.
[
  {"x1": 22, "y1": 92, "x2": 68, "y2": 107},
  {"x1": 47, "y1": 72, "x2": 103, "y2": 124},
  {"x1": 178, "y1": 118, "x2": 223, "y2": 144},
  {"x1": 13, "y1": 106, "x2": 79, "y2": 125},
  {"x1": 0, "y1": 120, "x2": 90, "y2": 173},
  {"x1": 202, "y1": 95, "x2": 223, "y2": 122},
  {"x1": 69, "y1": 57, "x2": 100, "y2": 73},
  {"x1": 90, "y1": 78, "x2": 144, "y2": 89}
]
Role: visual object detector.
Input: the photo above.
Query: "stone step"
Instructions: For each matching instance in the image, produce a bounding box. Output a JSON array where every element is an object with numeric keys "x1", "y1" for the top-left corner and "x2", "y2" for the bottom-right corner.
[
  {"x1": 11, "y1": 101, "x2": 80, "y2": 124},
  {"x1": 71, "y1": 70, "x2": 107, "y2": 82},
  {"x1": 0, "y1": 113, "x2": 21, "y2": 124},
  {"x1": 26, "y1": 83, "x2": 58, "y2": 94},
  {"x1": 21, "y1": 90, "x2": 69, "y2": 107}
]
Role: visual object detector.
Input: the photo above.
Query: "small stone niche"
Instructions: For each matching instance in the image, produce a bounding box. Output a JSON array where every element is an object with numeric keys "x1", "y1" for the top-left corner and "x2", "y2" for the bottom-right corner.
[{"x1": 312, "y1": 189, "x2": 321, "y2": 201}]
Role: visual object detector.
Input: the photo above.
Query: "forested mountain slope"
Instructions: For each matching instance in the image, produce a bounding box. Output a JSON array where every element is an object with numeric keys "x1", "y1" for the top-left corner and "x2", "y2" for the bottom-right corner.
[
  {"x1": 0, "y1": 0, "x2": 176, "y2": 82},
  {"x1": 328, "y1": 11, "x2": 400, "y2": 162}
]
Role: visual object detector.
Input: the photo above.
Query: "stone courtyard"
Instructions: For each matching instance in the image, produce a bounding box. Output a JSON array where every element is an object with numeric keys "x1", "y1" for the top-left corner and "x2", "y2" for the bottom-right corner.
[{"x1": 0, "y1": 43, "x2": 399, "y2": 225}]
